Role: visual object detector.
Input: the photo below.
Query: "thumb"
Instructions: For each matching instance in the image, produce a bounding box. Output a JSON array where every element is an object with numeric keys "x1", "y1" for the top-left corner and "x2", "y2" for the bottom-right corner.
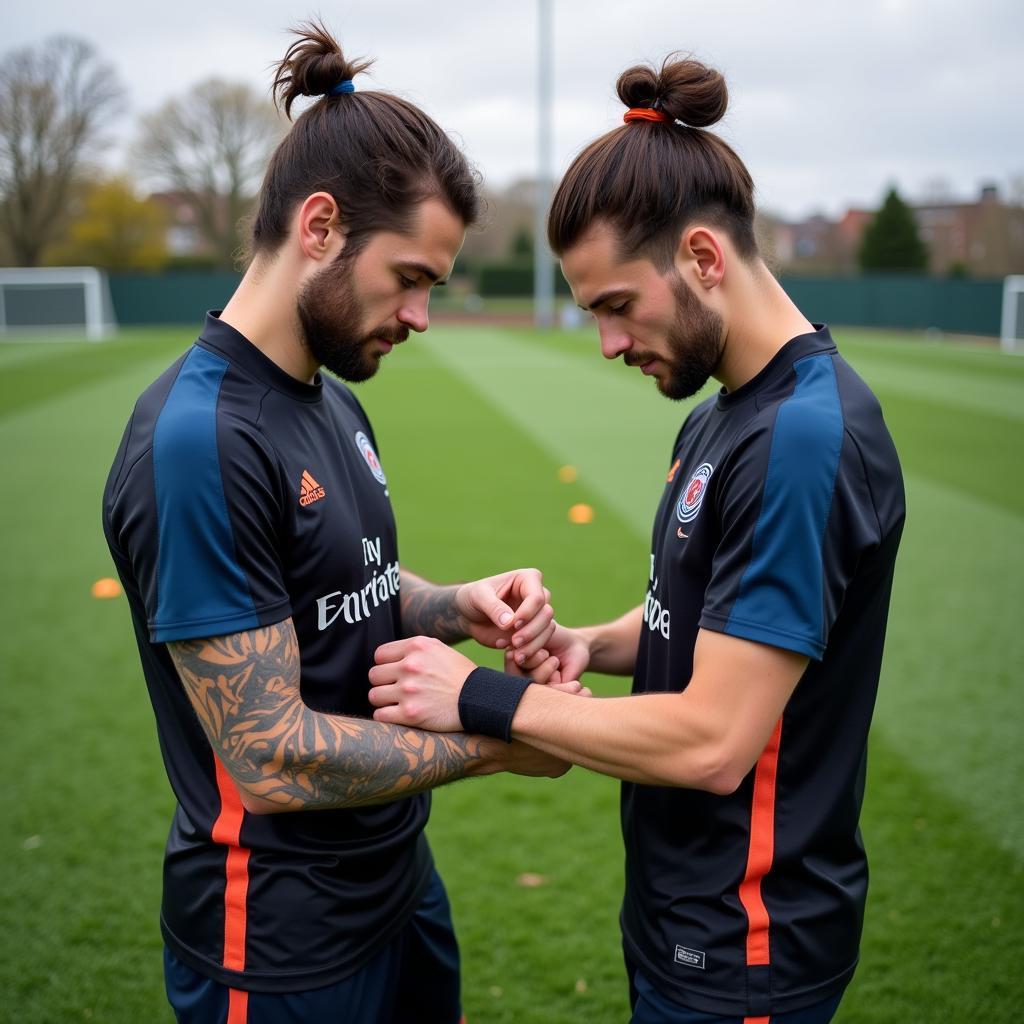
[{"x1": 476, "y1": 584, "x2": 515, "y2": 629}]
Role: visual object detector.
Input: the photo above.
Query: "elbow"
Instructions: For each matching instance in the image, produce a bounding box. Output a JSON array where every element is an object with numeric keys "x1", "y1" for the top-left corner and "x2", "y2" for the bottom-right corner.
[
  {"x1": 221, "y1": 755, "x2": 290, "y2": 815},
  {"x1": 237, "y1": 786, "x2": 284, "y2": 815},
  {"x1": 671, "y1": 746, "x2": 751, "y2": 796},
  {"x1": 700, "y1": 764, "x2": 747, "y2": 797}
]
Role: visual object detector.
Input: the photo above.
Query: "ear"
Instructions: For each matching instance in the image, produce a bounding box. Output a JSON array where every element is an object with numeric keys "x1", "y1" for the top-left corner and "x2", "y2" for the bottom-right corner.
[
  {"x1": 676, "y1": 226, "x2": 725, "y2": 291},
  {"x1": 296, "y1": 192, "x2": 345, "y2": 262}
]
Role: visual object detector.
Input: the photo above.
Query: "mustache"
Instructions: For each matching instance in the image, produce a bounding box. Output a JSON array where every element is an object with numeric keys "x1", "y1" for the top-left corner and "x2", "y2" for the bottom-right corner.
[
  {"x1": 624, "y1": 350, "x2": 659, "y2": 367},
  {"x1": 366, "y1": 326, "x2": 410, "y2": 345}
]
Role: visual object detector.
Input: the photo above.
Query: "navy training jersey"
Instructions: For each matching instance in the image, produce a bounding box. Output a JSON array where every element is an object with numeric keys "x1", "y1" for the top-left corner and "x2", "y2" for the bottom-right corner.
[
  {"x1": 102, "y1": 313, "x2": 432, "y2": 992},
  {"x1": 622, "y1": 326, "x2": 905, "y2": 1017}
]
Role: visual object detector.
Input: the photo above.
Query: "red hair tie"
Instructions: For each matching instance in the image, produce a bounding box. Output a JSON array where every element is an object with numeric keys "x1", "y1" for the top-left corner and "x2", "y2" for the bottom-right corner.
[{"x1": 624, "y1": 108, "x2": 672, "y2": 124}]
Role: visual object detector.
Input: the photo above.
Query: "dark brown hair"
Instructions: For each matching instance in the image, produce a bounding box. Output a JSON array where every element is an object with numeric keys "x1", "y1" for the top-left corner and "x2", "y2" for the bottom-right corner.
[
  {"x1": 248, "y1": 19, "x2": 480, "y2": 261},
  {"x1": 548, "y1": 54, "x2": 756, "y2": 267}
]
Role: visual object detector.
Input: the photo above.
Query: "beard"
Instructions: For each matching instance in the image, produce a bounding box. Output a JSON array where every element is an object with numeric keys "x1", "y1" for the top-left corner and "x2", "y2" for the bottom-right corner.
[
  {"x1": 296, "y1": 253, "x2": 408, "y2": 383},
  {"x1": 627, "y1": 274, "x2": 725, "y2": 400}
]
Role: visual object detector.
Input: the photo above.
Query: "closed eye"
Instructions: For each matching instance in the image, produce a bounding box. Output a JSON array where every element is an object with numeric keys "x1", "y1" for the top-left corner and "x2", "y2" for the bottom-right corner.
[{"x1": 609, "y1": 301, "x2": 630, "y2": 315}]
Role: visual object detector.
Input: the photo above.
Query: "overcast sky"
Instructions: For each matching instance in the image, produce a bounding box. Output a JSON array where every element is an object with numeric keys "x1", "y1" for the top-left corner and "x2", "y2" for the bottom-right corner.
[{"x1": 5, "y1": 0, "x2": 1023, "y2": 219}]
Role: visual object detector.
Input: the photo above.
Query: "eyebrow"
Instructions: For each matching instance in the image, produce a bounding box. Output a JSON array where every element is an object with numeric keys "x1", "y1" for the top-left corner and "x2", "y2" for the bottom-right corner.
[
  {"x1": 403, "y1": 261, "x2": 448, "y2": 286},
  {"x1": 582, "y1": 288, "x2": 626, "y2": 311}
]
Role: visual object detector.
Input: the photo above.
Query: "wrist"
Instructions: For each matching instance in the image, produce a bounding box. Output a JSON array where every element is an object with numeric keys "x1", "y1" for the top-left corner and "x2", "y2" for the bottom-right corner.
[
  {"x1": 458, "y1": 667, "x2": 532, "y2": 742},
  {"x1": 466, "y1": 735, "x2": 513, "y2": 776}
]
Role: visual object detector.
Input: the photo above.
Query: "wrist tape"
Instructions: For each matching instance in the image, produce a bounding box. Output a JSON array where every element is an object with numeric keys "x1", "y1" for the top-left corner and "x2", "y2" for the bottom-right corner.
[{"x1": 458, "y1": 667, "x2": 531, "y2": 742}]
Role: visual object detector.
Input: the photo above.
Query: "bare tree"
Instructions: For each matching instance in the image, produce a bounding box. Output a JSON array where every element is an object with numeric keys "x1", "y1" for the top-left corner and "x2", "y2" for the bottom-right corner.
[
  {"x1": 0, "y1": 36, "x2": 125, "y2": 266},
  {"x1": 135, "y1": 80, "x2": 283, "y2": 268}
]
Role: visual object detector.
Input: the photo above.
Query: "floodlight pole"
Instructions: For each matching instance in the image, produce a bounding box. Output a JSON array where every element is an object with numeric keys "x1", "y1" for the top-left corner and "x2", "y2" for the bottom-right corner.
[{"x1": 534, "y1": 0, "x2": 555, "y2": 328}]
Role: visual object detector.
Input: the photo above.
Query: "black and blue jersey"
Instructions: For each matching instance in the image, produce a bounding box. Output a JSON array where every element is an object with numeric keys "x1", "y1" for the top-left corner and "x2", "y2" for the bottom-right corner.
[
  {"x1": 103, "y1": 313, "x2": 432, "y2": 992},
  {"x1": 623, "y1": 326, "x2": 905, "y2": 1017}
]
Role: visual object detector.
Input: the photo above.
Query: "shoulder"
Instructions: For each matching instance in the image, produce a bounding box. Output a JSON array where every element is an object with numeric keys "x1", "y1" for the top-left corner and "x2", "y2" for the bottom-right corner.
[{"x1": 153, "y1": 349, "x2": 277, "y2": 478}]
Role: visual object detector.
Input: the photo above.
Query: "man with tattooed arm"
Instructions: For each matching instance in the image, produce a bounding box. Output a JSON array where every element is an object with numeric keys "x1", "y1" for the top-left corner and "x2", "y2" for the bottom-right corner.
[{"x1": 102, "y1": 23, "x2": 573, "y2": 1024}]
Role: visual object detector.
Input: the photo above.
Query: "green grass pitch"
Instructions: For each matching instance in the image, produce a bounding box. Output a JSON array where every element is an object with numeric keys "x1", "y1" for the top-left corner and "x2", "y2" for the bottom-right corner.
[{"x1": 1, "y1": 323, "x2": 1021, "y2": 1022}]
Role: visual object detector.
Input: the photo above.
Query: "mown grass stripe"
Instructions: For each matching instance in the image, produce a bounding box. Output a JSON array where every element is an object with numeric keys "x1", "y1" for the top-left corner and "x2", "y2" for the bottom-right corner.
[{"x1": 0, "y1": 330, "x2": 192, "y2": 421}]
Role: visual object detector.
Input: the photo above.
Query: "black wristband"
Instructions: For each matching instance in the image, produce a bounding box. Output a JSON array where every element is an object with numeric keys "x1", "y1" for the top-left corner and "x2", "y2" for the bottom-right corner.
[{"x1": 458, "y1": 667, "x2": 532, "y2": 742}]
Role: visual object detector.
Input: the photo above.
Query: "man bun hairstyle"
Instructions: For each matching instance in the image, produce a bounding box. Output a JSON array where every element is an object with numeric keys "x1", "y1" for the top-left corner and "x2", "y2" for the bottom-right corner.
[
  {"x1": 548, "y1": 54, "x2": 756, "y2": 268},
  {"x1": 249, "y1": 19, "x2": 480, "y2": 262}
]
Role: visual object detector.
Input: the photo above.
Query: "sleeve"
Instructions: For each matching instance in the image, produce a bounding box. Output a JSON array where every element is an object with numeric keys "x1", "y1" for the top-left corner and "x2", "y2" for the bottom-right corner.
[
  {"x1": 700, "y1": 356, "x2": 867, "y2": 660},
  {"x1": 145, "y1": 405, "x2": 291, "y2": 644}
]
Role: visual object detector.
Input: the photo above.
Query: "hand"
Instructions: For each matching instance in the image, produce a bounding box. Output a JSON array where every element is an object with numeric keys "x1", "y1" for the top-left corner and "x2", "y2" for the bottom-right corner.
[
  {"x1": 510, "y1": 621, "x2": 591, "y2": 685},
  {"x1": 504, "y1": 648, "x2": 593, "y2": 697},
  {"x1": 487, "y1": 738, "x2": 572, "y2": 778},
  {"x1": 369, "y1": 636, "x2": 475, "y2": 732},
  {"x1": 453, "y1": 568, "x2": 555, "y2": 666}
]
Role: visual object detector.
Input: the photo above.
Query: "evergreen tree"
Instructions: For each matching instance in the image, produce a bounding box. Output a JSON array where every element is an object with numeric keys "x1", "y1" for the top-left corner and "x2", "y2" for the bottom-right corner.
[{"x1": 858, "y1": 187, "x2": 928, "y2": 271}]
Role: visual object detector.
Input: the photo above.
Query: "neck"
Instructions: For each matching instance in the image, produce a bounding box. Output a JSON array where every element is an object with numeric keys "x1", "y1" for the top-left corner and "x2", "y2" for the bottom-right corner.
[
  {"x1": 714, "y1": 263, "x2": 815, "y2": 393},
  {"x1": 220, "y1": 254, "x2": 319, "y2": 383}
]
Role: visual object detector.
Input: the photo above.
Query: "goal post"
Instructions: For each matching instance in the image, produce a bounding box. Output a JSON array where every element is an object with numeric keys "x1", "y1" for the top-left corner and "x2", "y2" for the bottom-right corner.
[
  {"x1": 0, "y1": 267, "x2": 117, "y2": 341},
  {"x1": 1001, "y1": 275, "x2": 1024, "y2": 354}
]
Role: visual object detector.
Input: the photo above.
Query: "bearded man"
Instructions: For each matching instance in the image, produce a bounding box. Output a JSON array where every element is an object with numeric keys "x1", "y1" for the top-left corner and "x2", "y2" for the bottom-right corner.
[{"x1": 102, "y1": 22, "x2": 572, "y2": 1024}]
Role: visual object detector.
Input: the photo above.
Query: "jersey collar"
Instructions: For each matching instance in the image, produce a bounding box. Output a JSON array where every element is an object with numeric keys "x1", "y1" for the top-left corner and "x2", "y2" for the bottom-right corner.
[
  {"x1": 197, "y1": 311, "x2": 324, "y2": 404},
  {"x1": 716, "y1": 324, "x2": 836, "y2": 410}
]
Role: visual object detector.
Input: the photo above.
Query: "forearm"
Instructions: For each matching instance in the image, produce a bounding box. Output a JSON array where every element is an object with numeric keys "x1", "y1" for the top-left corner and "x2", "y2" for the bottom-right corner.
[
  {"x1": 399, "y1": 569, "x2": 467, "y2": 644},
  {"x1": 236, "y1": 710, "x2": 499, "y2": 812},
  {"x1": 577, "y1": 605, "x2": 643, "y2": 676},
  {"x1": 169, "y1": 623, "x2": 499, "y2": 813},
  {"x1": 509, "y1": 686, "x2": 728, "y2": 791}
]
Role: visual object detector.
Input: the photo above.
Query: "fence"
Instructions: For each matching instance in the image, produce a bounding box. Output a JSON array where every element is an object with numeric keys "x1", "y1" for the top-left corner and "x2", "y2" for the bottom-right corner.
[{"x1": 106, "y1": 271, "x2": 1005, "y2": 337}]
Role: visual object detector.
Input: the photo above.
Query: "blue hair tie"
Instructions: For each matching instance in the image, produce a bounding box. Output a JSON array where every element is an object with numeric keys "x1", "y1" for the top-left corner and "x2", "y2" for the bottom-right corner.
[{"x1": 330, "y1": 79, "x2": 355, "y2": 96}]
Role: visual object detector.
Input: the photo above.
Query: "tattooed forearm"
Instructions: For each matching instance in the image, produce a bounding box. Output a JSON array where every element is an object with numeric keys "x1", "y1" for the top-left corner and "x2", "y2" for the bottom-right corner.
[
  {"x1": 167, "y1": 619, "x2": 492, "y2": 812},
  {"x1": 399, "y1": 570, "x2": 467, "y2": 644}
]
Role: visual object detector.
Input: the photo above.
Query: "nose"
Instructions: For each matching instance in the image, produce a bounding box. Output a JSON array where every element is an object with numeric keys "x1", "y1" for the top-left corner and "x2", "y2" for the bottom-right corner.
[
  {"x1": 598, "y1": 320, "x2": 631, "y2": 361},
  {"x1": 397, "y1": 296, "x2": 429, "y2": 334}
]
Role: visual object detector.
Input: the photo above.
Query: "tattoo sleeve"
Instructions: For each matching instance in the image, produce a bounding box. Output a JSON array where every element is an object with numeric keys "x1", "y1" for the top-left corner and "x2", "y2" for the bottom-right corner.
[
  {"x1": 167, "y1": 619, "x2": 490, "y2": 812},
  {"x1": 399, "y1": 570, "x2": 467, "y2": 644}
]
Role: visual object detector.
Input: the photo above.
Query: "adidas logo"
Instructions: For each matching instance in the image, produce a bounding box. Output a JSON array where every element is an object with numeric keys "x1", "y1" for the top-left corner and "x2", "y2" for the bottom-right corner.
[{"x1": 299, "y1": 470, "x2": 326, "y2": 507}]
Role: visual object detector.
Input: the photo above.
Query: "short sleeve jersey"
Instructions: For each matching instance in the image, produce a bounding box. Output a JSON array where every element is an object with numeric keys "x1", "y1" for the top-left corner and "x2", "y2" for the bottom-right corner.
[
  {"x1": 102, "y1": 314, "x2": 431, "y2": 993},
  {"x1": 622, "y1": 327, "x2": 905, "y2": 1017}
]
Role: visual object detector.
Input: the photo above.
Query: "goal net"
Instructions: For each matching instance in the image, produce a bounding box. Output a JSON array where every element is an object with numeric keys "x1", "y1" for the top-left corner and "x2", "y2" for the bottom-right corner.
[
  {"x1": 0, "y1": 267, "x2": 117, "y2": 341},
  {"x1": 1001, "y1": 275, "x2": 1024, "y2": 354}
]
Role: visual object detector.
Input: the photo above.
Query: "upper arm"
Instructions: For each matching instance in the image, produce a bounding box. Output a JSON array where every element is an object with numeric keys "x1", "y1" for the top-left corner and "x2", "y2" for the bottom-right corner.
[
  {"x1": 142, "y1": 356, "x2": 289, "y2": 643},
  {"x1": 683, "y1": 628, "x2": 808, "y2": 793},
  {"x1": 702, "y1": 359, "x2": 853, "y2": 661},
  {"x1": 167, "y1": 619, "x2": 304, "y2": 810}
]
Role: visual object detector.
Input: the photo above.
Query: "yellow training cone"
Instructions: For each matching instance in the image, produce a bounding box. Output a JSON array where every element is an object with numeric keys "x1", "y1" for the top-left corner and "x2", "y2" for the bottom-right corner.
[{"x1": 558, "y1": 465, "x2": 578, "y2": 483}]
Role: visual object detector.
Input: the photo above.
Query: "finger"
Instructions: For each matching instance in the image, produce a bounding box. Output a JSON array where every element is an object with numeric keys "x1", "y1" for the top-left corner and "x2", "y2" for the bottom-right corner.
[
  {"x1": 525, "y1": 654, "x2": 560, "y2": 684},
  {"x1": 373, "y1": 705, "x2": 413, "y2": 726},
  {"x1": 558, "y1": 649, "x2": 590, "y2": 683},
  {"x1": 367, "y1": 681, "x2": 401, "y2": 707},
  {"x1": 374, "y1": 638, "x2": 420, "y2": 665},
  {"x1": 550, "y1": 679, "x2": 584, "y2": 694},
  {"x1": 512, "y1": 618, "x2": 556, "y2": 663},
  {"x1": 517, "y1": 647, "x2": 554, "y2": 671},
  {"x1": 507, "y1": 590, "x2": 546, "y2": 631},
  {"x1": 510, "y1": 602, "x2": 554, "y2": 646},
  {"x1": 503, "y1": 649, "x2": 528, "y2": 678},
  {"x1": 368, "y1": 662, "x2": 402, "y2": 687}
]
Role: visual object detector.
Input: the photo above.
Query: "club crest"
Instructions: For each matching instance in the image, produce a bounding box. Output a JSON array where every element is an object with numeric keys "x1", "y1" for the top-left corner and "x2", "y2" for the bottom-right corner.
[
  {"x1": 676, "y1": 463, "x2": 714, "y2": 523},
  {"x1": 354, "y1": 431, "x2": 387, "y2": 486}
]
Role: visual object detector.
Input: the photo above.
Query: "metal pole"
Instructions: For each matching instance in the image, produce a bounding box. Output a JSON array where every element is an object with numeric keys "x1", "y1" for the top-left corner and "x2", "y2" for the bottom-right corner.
[{"x1": 534, "y1": 0, "x2": 555, "y2": 328}]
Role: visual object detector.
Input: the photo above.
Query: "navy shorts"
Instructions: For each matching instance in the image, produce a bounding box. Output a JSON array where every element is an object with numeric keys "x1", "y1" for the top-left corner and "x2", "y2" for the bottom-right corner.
[
  {"x1": 627, "y1": 959, "x2": 843, "y2": 1024},
  {"x1": 165, "y1": 868, "x2": 462, "y2": 1024}
]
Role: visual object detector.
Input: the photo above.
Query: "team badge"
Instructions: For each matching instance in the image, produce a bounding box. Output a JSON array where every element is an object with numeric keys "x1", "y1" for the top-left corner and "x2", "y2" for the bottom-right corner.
[
  {"x1": 354, "y1": 431, "x2": 387, "y2": 486},
  {"x1": 676, "y1": 462, "x2": 714, "y2": 523}
]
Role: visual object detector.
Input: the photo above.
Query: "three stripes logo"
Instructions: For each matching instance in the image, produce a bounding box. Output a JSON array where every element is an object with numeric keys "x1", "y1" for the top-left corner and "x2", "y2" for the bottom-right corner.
[{"x1": 299, "y1": 470, "x2": 326, "y2": 507}]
